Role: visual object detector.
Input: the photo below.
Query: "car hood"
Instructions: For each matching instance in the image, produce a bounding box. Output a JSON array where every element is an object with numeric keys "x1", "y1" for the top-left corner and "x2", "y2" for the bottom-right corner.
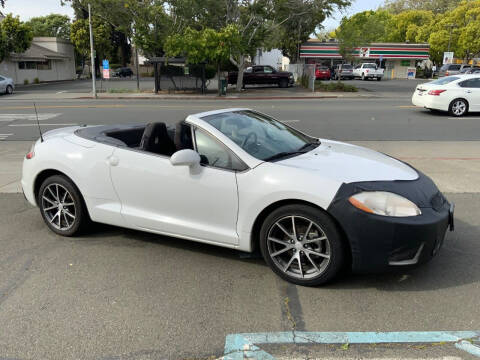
[{"x1": 275, "y1": 139, "x2": 418, "y2": 183}]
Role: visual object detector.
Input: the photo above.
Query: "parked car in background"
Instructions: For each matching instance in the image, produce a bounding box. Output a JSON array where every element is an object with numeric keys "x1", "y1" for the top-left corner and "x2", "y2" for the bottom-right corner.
[
  {"x1": 437, "y1": 64, "x2": 472, "y2": 77},
  {"x1": 333, "y1": 64, "x2": 354, "y2": 80},
  {"x1": 315, "y1": 66, "x2": 331, "y2": 80},
  {"x1": 0, "y1": 75, "x2": 14, "y2": 94},
  {"x1": 112, "y1": 67, "x2": 134, "y2": 77},
  {"x1": 463, "y1": 67, "x2": 480, "y2": 74},
  {"x1": 412, "y1": 74, "x2": 480, "y2": 116},
  {"x1": 353, "y1": 63, "x2": 384, "y2": 81},
  {"x1": 227, "y1": 65, "x2": 294, "y2": 88}
]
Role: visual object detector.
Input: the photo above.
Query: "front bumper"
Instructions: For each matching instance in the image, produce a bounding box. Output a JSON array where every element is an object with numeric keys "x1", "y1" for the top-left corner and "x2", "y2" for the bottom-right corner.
[{"x1": 327, "y1": 170, "x2": 453, "y2": 273}]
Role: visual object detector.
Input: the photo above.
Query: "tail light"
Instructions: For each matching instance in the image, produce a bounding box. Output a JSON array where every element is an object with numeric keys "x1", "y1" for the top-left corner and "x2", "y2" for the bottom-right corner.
[
  {"x1": 445, "y1": 71, "x2": 449, "y2": 76},
  {"x1": 428, "y1": 89, "x2": 446, "y2": 96},
  {"x1": 26, "y1": 151, "x2": 34, "y2": 159}
]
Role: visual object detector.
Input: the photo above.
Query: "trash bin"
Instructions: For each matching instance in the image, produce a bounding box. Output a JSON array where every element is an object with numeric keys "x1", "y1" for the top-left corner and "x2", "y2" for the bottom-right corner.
[{"x1": 220, "y1": 78, "x2": 227, "y2": 96}]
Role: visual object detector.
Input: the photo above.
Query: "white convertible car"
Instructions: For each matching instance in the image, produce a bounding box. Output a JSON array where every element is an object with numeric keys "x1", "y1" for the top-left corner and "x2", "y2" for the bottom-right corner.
[
  {"x1": 412, "y1": 74, "x2": 480, "y2": 116},
  {"x1": 22, "y1": 109, "x2": 454, "y2": 285}
]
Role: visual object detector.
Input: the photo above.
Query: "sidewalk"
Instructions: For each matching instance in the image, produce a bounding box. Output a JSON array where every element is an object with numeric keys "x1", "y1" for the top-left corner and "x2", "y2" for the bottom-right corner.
[{"x1": 2, "y1": 141, "x2": 479, "y2": 194}]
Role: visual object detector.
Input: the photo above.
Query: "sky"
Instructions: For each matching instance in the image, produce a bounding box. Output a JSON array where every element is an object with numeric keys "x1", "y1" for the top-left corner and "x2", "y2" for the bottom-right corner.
[{"x1": 4, "y1": 0, "x2": 385, "y2": 29}]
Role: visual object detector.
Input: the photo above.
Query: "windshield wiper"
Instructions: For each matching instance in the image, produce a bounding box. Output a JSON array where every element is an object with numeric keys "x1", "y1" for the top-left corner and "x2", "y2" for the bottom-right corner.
[{"x1": 263, "y1": 141, "x2": 319, "y2": 162}]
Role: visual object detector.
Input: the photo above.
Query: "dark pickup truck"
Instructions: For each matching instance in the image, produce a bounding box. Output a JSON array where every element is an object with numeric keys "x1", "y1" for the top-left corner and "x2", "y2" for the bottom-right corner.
[{"x1": 228, "y1": 65, "x2": 294, "y2": 88}]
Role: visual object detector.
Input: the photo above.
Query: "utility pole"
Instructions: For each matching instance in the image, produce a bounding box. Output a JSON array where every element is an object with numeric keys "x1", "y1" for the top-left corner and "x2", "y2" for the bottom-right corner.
[
  {"x1": 446, "y1": 24, "x2": 454, "y2": 53},
  {"x1": 135, "y1": 46, "x2": 140, "y2": 91},
  {"x1": 88, "y1": 4, "x2": 97, "y2": 98}
]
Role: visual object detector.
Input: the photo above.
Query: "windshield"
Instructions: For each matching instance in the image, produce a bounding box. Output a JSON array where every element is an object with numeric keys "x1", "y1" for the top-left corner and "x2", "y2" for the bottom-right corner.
[
  {"x1": 363, "y1": 64, "x2": 376, "y2": 69},
  {"x1": 201, "y1": 110, "x2": 317, "y2": 161},
  {"x1": 427, "y1": 76, "x2": 460, "y2": 85},
  {"x1": 342, "y1": 64, "x2": 353, "y2": 69}
]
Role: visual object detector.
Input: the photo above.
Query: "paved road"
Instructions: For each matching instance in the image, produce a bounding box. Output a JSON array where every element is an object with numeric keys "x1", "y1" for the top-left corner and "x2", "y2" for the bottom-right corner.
[
  {"x1": 0, "y1": 192, "x2": 478, "y2": 359},
  {"x1": 1, "y1": 98, "x2": 480, "y2": 142}
]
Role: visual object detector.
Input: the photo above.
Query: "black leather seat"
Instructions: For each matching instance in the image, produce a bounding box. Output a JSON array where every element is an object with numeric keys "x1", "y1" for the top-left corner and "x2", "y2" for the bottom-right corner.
[{"x1": 139, "y1": 122, "x2": 176, "y2": 156}]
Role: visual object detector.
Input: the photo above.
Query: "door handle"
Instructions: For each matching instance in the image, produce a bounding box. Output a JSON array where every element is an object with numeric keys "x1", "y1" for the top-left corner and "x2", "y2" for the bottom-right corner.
[
  {"x1": 465, "y1": 90, "x2": 472, "y2": 93},
  {"x1": 108, "y1": 155, "x2": 119, "y2": 166}
]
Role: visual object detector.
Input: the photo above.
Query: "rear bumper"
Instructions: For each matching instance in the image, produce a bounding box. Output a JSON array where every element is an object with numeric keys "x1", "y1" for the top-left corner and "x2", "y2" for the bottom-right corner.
[{"x1": 412, "y1": 92, "x2": 449, "y2": 111}]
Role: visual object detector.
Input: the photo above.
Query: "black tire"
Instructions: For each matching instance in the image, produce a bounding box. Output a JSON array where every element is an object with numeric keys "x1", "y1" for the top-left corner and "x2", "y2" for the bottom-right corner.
[
  {"x1": 6, "y1": 85, "x2": 13, "y2": 94},
  {"x1": 279, "y1": 78, "x2": 288, "y2": 88},
  {"x1": 259, "y1": 204, "x2": 346, "y2": 286},
  {"x1": 361, "y1": 73, "x2": 366, "y2": 81},
  {"x1": 37, "y1": 175, "x2": 89, "y2": 236},
  {"x1": 376, "y1": 77, "x2": 382, "y2": 81},
  {"x1": 448, "y1": 98, "x2": 468, "y2": 117}
]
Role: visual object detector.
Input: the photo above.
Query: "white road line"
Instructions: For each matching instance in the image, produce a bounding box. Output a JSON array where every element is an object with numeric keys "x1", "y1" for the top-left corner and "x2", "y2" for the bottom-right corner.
[
  {"x1": 0, "y1": 113, "x2": 61, "y2": 121},
  {"x1": 9, "y1": 123, "x2": 78, "y2": 127},
  {"x1": 56, "y1": 91, "x2": 66, "y2": 94},
  {"x1": 0, "y1": 133, "x2": 13, "y2": 140},
  {"x1": 447, "y1": 117, "x2": 480, "y2": 120}
]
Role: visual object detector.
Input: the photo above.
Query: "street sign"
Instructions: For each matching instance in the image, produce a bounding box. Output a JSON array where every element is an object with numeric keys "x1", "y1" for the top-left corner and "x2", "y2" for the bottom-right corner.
[
  {"x1": 102, "y1": 59, "x2": 109, "y2": 70},
  {"x1": 443, "y1": 52, "x2": 454, "y2": 64},
  {"x1": 102, "y1": 69, "x2": 110, "y2": 79}
]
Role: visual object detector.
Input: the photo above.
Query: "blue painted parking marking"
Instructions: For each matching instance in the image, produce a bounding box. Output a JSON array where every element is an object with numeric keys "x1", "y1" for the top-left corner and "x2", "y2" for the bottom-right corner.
[{"x1": 222, "y1": 331, "x2": 480, "y2": 359}]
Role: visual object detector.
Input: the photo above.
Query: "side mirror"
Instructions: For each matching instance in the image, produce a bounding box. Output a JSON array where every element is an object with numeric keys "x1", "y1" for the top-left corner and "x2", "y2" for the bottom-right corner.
[{"x1": 170, "y1": 149, "x2": 200, "y2": 167}]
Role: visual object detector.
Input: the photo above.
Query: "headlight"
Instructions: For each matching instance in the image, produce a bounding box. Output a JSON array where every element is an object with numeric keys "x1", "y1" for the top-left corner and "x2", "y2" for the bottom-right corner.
[{"x1": 348, "y1": 191, "x2": 421, "y2": 217}]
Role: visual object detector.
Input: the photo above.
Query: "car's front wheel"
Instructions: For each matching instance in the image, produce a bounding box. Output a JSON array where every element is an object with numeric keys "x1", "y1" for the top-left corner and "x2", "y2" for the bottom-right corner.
[
  {"x1": 38, "y1": 175, "x2": 88, "y2": 236},
  {"x1": 6, "y1": 85, "x2": 13, "y2": 94},
  {"x1": 449, "y1": 98, "x2": 468, "y2": 117},
  {"x1": 259, "y1": 204, "x2": 345, "y2": 286}
]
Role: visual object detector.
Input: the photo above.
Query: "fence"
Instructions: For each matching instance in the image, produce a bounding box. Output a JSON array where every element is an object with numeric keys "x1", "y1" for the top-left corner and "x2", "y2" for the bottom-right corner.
[{"x1": 288, "y1": 63, "x2": 316, "y2": 91}]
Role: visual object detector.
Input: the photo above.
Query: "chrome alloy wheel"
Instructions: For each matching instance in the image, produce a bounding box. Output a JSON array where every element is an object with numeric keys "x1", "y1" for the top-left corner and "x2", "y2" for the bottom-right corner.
[
  {"x1": 267, "y1": 216, "x2": 331, "y2": 279},
  {"x1": 452, "y1": 100, "x2": 467, "y2": 116},
  {"x1": 41, "y1": 183, "x2": 76, "y2": 231}
]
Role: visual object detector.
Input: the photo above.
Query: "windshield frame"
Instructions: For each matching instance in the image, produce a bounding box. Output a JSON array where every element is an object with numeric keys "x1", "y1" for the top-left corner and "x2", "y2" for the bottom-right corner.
[{"x1": 199, "y1": 110, "x2": 320, "y2": 162}]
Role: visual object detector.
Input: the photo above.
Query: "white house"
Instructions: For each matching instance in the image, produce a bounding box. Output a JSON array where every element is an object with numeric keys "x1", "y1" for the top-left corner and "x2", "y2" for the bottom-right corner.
[{"x1": 0, "y1": 37, "x2": 76, "y2": 84}]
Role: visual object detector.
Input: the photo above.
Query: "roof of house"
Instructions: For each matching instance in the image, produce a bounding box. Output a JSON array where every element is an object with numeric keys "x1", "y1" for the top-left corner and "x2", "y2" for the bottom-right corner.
[{"x1": 9, "y1": 43, "x2": 70, "y2": 62}]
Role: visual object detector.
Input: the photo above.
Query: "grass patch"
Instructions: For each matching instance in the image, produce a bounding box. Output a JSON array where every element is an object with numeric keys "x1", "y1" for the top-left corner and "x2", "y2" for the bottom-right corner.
[
  {"x1": 315, "y1": 80, "x2": 358, "y2": 92},
  {"x1": 107, "y1": 88, "x2": 140, "y2": 93}
]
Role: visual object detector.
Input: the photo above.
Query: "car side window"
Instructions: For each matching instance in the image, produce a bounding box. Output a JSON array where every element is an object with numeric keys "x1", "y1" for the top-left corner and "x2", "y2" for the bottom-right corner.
[
  {"x1": 0, "y1": 76, "x2": 4, "y2": 81},
  {"x1": 194, "y1": 128, "x2": 247, "y2": 171},
  {"x1": 459, "y1": 78, "x2": 480, "y2": 88}
]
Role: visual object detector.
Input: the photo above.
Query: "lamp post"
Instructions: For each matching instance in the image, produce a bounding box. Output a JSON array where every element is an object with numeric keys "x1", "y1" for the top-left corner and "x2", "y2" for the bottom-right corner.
[{"x1": 88, "y1": 4, "x2": 97, "y2": 98}]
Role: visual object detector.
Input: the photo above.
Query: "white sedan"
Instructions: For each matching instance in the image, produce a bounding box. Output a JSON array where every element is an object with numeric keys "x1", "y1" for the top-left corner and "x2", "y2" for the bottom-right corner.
[
  {"x1": 412, "y1": 74, "x2": 480, "y2": 116},
  {"x1": 21, "y1": 109, "x2": 454, "y2": 286}
]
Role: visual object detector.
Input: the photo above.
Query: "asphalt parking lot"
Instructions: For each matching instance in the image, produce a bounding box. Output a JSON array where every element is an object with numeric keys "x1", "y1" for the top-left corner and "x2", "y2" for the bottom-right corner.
[{"x1": 0, "y1": 192, "x2": 479, "y2": 359}]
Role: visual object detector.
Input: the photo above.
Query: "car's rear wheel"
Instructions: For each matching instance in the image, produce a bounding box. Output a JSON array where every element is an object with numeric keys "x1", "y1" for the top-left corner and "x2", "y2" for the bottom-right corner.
[
  {"x1": 38, "y1": 175, "x2": 88, "y2": 236},
  {"x1": 259, "y1": 204, "x2": 345, "y2": 286},
  {"x1": 376, "y1": 77, "x2": 382, "y2": 81},
  {"x1": 449, "y1": 98, "x2": 468, "y2": 117},
  {"x1": 6, "y1": 85, "x2": 13, "y2": 94}
]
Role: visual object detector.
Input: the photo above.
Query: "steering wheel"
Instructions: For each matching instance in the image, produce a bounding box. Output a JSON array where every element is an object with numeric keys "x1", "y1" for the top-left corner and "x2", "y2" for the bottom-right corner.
[{"x1": 241, "y1": 132, "x2": 257, "y2": 149}]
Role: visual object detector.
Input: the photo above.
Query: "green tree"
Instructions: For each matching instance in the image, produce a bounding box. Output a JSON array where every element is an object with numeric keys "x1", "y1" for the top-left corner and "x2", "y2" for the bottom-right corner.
[
  {"x1": 387, "y1": 10, "x2": 434, "y2": 42},
  {"x1": 271, "y1": 0, "x2": 350, "y2": 62},
  {"x1": 25, "y1": 14, "x2": 71, "y2": 40},
  {"x1": 336, "y1": 10, "x2": 393, "y2": 60},
  {"x1": 70, "y1": 17, "x2": 112, "y2": 75},
  {"x1": 382, "y1": 0, "x2": 463, "y2": 14},
  {"x1": 165, "y1": 25, "x2": 242, "y2": 94},
  {"x1": 0, "y1": 14, "x2": 33, "y2": 62}
]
